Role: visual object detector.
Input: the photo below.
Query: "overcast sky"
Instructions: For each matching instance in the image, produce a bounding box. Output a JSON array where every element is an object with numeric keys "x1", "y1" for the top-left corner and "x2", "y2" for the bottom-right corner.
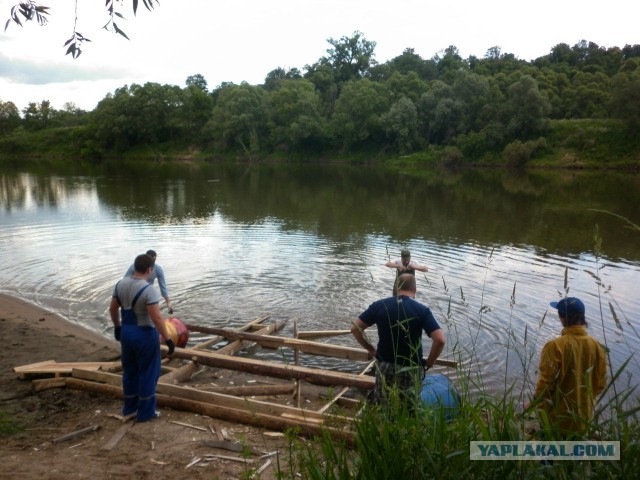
[{"x1": 1, "y1": 0, "x2": 638, "y2": 112}]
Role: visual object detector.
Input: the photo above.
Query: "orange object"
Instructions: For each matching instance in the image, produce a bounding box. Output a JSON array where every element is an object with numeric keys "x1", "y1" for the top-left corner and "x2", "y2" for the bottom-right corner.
[{"x1": 161, "y1": 317, "x2": 189, "y2": 348}]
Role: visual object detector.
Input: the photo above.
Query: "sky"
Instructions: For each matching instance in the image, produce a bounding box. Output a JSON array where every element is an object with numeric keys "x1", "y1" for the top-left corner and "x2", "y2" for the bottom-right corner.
[{"x1": 1, "y1": 0, "x2": 639, "y2": 113}]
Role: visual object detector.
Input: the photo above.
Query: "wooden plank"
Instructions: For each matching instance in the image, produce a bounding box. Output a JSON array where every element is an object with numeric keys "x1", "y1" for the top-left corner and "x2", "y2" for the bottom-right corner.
[
  {"x1": 14, "y1": 361, "x2": 121, "y2": 377},
  {"x1": 100, "y1": 422, "x2": 133, "y2": 451},
  {"x1": 32, "y1": 378, "x2": 67, "y2": 392}
]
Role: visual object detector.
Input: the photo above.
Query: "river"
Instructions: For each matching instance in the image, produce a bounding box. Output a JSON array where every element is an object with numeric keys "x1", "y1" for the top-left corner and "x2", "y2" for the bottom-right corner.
[{"x1": 1, "y1": 163, "x2": 639, "y2": 400}]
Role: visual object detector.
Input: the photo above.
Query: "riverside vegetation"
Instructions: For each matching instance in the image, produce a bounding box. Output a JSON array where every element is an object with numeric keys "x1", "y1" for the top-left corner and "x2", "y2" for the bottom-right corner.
[{"x1": 1, "y1": 35, "x2": 640, "y2": 170}]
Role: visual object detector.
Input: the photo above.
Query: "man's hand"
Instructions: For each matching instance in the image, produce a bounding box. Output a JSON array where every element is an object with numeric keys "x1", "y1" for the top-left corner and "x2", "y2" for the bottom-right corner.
[
  {"x1": 166, "y1": 301, "x2": 174, "y2": 315},
  {"x1": 114, "y1": 326, "x2": 121, "y2": 341},
  {"x1": 165, "y1": 339, "x2": 175, "y2": 355}
]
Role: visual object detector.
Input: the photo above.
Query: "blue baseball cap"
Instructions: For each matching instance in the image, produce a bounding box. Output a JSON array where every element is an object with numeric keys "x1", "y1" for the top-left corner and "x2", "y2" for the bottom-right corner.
[{"x1": 550, "y1": 297, "x2": 585, "y2": 316}]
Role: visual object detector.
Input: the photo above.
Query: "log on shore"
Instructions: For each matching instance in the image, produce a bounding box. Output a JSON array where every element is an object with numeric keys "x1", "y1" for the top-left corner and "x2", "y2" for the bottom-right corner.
[{"x1": 64, "y1": 377, "x2": 354, "y2": 441}]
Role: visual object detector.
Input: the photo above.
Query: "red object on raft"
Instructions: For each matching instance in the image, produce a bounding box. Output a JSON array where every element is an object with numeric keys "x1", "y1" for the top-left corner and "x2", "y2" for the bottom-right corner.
[{"x1": 162, "y1": 317, "x2": 189, "y2": 348}]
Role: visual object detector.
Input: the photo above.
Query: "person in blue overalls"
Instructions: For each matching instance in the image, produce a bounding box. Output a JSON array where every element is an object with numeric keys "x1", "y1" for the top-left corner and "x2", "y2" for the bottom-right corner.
[{"x1": 109, "y1": 253, "x2": 175, "y2": 422}]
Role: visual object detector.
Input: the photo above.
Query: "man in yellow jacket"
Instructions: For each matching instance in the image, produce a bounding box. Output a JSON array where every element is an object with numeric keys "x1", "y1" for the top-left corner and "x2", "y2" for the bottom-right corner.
[{"x1": 534, "y1": 297, "x2": 607, "y2": 438}]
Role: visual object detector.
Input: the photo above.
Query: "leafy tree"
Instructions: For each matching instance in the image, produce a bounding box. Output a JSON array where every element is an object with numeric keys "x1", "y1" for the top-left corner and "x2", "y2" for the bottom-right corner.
[
  {"x1": 434, "y1": 45, "x2": 468, "y2": 83},
  {"x1": 0, "y1": 99, "x2": 21, "y2": 134},
  {"x1": 380, "y1": 96, "x2": 418, "y2": 153},
  {"x1": 180, "y1": 83, "x2": 214, "y2": 141},
  {"x1": 267, "y1": 79, "x2": 326, "y2": 152},
  {"x1": 263, "y1": 67, "x2": 302, "y2": 91},
  {"x1": 610, "y1": 70, "x2": 640, "y2": 133},
  {"x1": 208, "y1": 82, "x2": 269, "y2": 154},
  {"x1": 331, "y1": 78, "x2": 390, "y2": 150},
  {"x1": 504, "y1": 75, "x2": 551, "y2": 138},
  {"x1": 21, "y1": 100, "x2": 53, "y2": 131},
  {"x1": 323, "y1": 31, "x2": 377, "y2": 83},
  {"x1": 416, "y1": 80, "x2": 462, "y2": 144},
  {"x1": 303, "y1": 62, "x2": 338, "y2": 116},
  {"x1": 384, "y1": 71, "x2": 430, "y2": 103},
  {"x1": 185, "y1": 74, "x2": 209, "y2": 93},
  {"x1": 374, "y1": 48, "x2": 438, "y2": 80}
]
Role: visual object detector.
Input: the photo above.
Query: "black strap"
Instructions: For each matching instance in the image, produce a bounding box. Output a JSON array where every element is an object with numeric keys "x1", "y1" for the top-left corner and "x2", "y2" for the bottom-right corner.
[
  {"x1": 131, "y1": 284, "x2": 151, "y2": 308},
  {"x1": 115, "y1": 281, "x2": 151, "y2": 309}
]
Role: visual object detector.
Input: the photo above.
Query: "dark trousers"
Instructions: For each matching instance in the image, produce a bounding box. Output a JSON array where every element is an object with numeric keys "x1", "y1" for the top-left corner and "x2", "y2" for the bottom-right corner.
[{"x1": 121, "y1": 325, "x2": 161, "y2": 421}]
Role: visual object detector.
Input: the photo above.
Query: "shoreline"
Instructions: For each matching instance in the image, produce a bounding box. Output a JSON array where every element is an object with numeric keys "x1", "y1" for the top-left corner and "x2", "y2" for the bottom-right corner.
[{"x1": 0, "y1": 292, "x2": 116, "y2": 353}]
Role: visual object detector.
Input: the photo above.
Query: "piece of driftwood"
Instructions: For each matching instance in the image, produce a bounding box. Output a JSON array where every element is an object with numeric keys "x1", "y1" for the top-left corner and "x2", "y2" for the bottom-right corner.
[
  {"x1": 52, "y1": 424, "x2": 100, "y2": 443},
  {"x1": 100, "y1": 422, "x2": 133, "y2": 451},
  {"x1": 162, "y1": 346, "x2": 376, "y2": 389}
]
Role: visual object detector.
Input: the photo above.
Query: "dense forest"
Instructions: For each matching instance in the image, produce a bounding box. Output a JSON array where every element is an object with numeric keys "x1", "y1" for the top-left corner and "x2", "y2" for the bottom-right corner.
[{"x1": 1, "y1": 33, "x2": 640, "y2": 167}]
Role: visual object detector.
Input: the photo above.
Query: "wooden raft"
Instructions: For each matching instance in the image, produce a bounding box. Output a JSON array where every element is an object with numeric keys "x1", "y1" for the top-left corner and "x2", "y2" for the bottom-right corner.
[{"x1": 12, "y1": 314, "x2": 458, "y2": 438}]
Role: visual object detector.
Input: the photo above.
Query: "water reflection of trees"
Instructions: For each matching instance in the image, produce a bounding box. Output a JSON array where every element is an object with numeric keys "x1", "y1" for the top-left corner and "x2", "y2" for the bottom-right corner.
[{"x1": 2, "y1": 165, "x2": 639, "y2": 260}]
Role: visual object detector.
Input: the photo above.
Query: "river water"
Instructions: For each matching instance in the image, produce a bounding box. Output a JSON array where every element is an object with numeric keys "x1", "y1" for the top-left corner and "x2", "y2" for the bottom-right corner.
[{"x1": 1, "y1": 163, "x2": 639, "y2": 400}]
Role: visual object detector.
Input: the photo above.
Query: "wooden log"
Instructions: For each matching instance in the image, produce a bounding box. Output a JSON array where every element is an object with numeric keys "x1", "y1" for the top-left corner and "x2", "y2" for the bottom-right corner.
[
  {"x1": 191, "y1": 314, "x2": 272, "y2": 350},
  {"x1": 65, "y1": 378, "x2": 353, "y2": 441},
  {"x1": 203, "y1": 383, "x2": 295, "y2": 397},
  {"x1": 215, "y1": 320, "x2": 286, "y2": 356},
  {"x1": 297, "y1": 330, "x2": 352, "y2": 339},
  {"x1": 184, "y1": 326, "x2": 368, "y2": 360},
  {"x1": 163, "y1": 345, "x2": 376, "y2": 389},
  {"x1": 293, "y1": 319, "x2": 301, "y2": 408},
  {"x1": 158, "y1": 361, "x2": 198, "y2": 385}
]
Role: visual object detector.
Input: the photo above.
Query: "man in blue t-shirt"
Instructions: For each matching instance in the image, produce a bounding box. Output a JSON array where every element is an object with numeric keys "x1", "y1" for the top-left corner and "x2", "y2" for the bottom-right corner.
[
  {"x1": 125, "y1": 249, "x2": 173, "y2": 314},
  {"x1": 351, "y1": 273, "x2": 445, "y2": 407}
]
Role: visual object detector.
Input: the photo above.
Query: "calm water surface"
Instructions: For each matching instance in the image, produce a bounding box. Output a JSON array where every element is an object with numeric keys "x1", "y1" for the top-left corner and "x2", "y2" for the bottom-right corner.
[{"x1": 1, "y1": 164, "x2": 639, "y2": 399}]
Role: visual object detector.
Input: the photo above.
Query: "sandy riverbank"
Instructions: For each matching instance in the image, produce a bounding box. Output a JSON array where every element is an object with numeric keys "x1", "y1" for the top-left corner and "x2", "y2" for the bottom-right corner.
[{"x1": 0, "y1": 293, "x2": 289, "y2": 479}]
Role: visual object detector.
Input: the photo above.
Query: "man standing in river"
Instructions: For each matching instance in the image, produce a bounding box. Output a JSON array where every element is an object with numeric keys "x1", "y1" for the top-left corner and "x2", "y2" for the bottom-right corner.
[
  {"x1": 385, "y1": 248, "x2": 428, "y2": 296},
  {"x1": 351, "y1": 273, "x2": 445, "y2": 409},
  {"x1": 533, "y1": 297, "x2": 607, "y2": 438}
]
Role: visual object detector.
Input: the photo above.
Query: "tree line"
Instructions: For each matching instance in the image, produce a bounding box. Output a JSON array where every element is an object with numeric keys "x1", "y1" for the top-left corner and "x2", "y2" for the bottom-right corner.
[{"x1": 1, "y1": 33, "x2": 640, "y2": 163}]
